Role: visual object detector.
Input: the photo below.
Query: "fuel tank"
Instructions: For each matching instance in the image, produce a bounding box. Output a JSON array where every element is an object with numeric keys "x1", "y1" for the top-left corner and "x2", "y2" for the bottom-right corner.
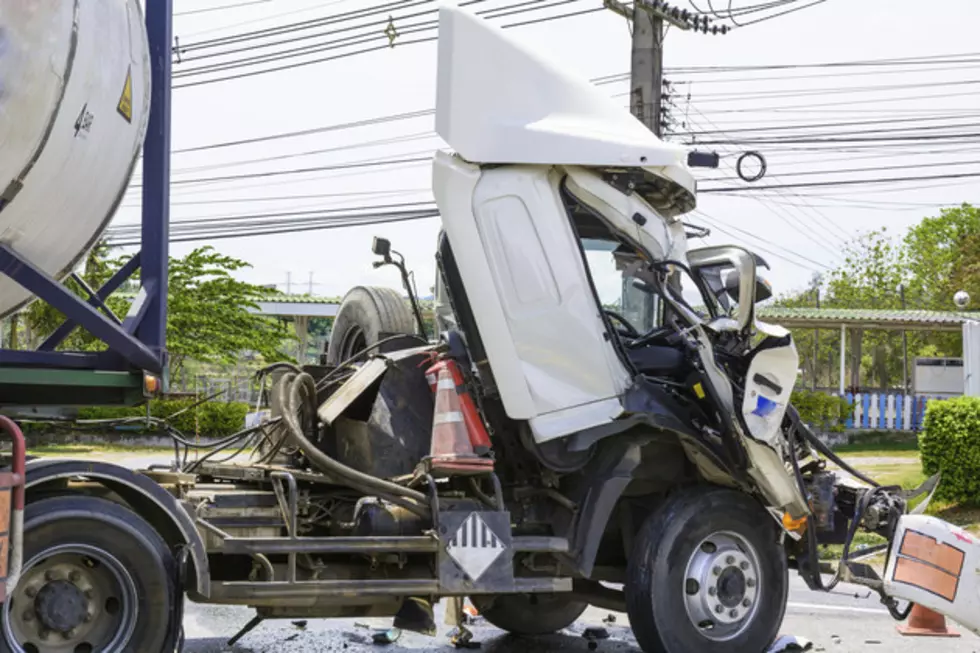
[{"x1": 0, "y1": 0, "x2": 150, "y2": 317}]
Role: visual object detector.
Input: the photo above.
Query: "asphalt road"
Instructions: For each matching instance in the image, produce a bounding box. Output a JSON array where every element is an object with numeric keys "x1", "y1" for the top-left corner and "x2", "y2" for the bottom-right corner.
[{"x1": 180, "y1": 577, "x2": 980, "y2": 653}]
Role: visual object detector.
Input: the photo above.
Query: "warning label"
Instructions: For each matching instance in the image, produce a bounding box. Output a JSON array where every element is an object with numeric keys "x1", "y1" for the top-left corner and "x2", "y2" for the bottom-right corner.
[{"x1": 117, "y1": 66, "x2": 133, "y2": 123}]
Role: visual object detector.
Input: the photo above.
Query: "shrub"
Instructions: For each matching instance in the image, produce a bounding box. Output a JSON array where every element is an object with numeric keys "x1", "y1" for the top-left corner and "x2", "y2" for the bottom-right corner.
[
  {"x1": 791, "y1": 389, "x2": 852, "y2": 432},
  {"x1": 919, "y1": 396, "x2": 980, "y2": 503},
  {"x1": 76, "y1": 400, "x2": 250, "y2": 438}
]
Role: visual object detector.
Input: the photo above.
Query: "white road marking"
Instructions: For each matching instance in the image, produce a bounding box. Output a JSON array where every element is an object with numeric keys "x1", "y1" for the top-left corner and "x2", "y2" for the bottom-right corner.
[{"x1": 787, "y1": 601, "x2": 887, "y2": 615}]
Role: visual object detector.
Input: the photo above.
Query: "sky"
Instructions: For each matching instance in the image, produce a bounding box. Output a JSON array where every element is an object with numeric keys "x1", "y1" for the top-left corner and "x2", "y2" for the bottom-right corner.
[{"x1": 110, "y1": 0, "x2": 980, "y2": 305}]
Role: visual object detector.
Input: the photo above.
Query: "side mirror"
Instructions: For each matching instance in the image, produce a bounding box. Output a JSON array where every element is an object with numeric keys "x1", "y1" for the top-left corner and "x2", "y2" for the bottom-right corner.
[
  {"x1": 372, "y1": 237, "x2": 392, "y2": 261},
  {"x1": 724, "y1": 271, "x2": 773, "y2": 303}
]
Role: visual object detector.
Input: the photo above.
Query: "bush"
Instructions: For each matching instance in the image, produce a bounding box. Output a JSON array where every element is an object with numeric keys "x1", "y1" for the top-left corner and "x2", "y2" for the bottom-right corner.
[
  {"x1": 791, "y1": 389, "x2": 852, "y2": 432},
  {"x1": 77, "y1": 400, "x2": 250, "y2": 438},
  {"x1": 919, "y1": 396, "x2": 980, "y2": 503}
]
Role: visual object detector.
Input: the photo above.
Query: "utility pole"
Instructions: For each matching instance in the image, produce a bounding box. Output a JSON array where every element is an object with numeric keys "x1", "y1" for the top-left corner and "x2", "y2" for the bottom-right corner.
[
  {"x1": 605, "y1": 0, "x2": 727, "y2": 139},
  {"x1": 630, "y1": 8, "x2": 663, "y2": 136}
]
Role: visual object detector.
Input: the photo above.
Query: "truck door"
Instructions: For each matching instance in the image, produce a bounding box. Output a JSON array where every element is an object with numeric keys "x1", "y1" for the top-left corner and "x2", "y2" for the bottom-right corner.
[{"x1": 433, "y1": 152, "x2": 633, "y2": 444}]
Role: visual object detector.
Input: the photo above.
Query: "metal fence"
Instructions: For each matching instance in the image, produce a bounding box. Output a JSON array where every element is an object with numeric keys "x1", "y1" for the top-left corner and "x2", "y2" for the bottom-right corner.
[
  {"x1": 168, "y1": 375, "x2": 264, "y2": 405},
  {"x1": 822, "y1": 391, "x2": 951, "y2": 431}
]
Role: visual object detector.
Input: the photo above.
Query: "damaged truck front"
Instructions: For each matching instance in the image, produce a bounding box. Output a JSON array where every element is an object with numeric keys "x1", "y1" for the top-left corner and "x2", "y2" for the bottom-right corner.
[{"x1": 5, "y1": 6, "x2": 978, "y2": 653}]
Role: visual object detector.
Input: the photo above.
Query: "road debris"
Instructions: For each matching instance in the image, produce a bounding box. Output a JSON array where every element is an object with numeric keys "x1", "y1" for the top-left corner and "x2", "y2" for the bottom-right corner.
[
  {"x1": 767, "y1": 635, "x2": 814, "y2": 652},
  {"x1": 602, "y1": 614, "x2": 617, "y2": 625},
  {"x1": 371, "y1": 628, "x2": 402, "y2": 645},
  {"x1": 449, "y1": 625, "x2": 481, "y2": 649}
]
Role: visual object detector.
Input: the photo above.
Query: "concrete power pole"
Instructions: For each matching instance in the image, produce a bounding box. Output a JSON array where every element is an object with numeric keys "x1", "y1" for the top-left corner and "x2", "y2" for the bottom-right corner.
[
  {"x1": 607, "y1": 1, "x2": 727, "y2": 138},
  {"x1": 630, "y1": 8, "x2": 663, "y2": 136}
]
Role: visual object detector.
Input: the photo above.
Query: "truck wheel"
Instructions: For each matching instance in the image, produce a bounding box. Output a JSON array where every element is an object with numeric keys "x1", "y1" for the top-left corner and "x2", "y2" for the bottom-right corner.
[
  {"x1": 470, "y1": 593, "x2": 587, "y2": 635},
  {"x1": 326, "y1": 286, "x2": 415, "y2": 365},
  {"x1": 1, "y1": 496, "x2": 175, "y2": 653},
  {"x1": 626, "y1": 487, "x2": 787, "y2": 653}
]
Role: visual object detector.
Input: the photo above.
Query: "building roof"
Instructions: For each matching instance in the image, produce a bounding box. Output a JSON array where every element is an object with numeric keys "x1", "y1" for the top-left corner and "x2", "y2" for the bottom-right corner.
[
  {"x1": 757, "y1": 307, "x2": 979, "y2": 331},
  {"x1": 258, "y1": 293, "x2": 343, "y2": 304},
  {"x1": 250, "y1": 294, "x2": 343, "y2": 318}
]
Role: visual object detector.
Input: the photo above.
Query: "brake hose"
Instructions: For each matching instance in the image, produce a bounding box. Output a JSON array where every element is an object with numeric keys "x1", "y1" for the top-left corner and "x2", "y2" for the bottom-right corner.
[{"x1": 282, "y1": 372, "x2": 431, "y2": 517}]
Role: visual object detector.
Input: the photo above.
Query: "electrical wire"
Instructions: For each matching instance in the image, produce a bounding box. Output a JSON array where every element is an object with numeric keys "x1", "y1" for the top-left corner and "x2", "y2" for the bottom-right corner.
[
  {"x1": 176, "y1": 0, "x2": 271, "y2": 17},
  {"x1": 173, "y1": 2, "x2": 600, "y2": 88},
  {"x1": 691, "y1": 210, "x2": 830, "y2": 272},
  {"x1": 701, "y1": 170, "x2": 980, "y2": 193}
]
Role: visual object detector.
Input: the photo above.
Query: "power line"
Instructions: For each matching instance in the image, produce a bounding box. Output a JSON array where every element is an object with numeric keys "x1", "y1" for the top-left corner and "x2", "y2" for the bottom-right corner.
[
  {"x1": 173, "y1": 109, "x2": 434, "y2": 154},
  {"x1": 172, "y1": 1, "x2": 598, "y2": 88},
  {"x1": 109, "y1": 201, "x2": 438, "y2": 233},
  {"x1": 108, "y1": 210, "x2": 441, "y2": 246},
  {"x1": 128, "y1": 156, "x2": 431, "y2": 189},
  {"x1": 697, "y1": 158, "x2": 980, "y2": 183},
  {"x1": 178, "y1": 0, "x2": 428, "y2": 51},
  {"x1": 684, "y1": 107, "x2": 852, "y2": 250},
  {"x1": 682, "y1": 78, "x2": 980, "y2": 102},
  {"x1": 175, "y1": 0, "x2": 271, "y2": 17},
  {"x1": 701, "y1": 170, "x2": 980, "y2": 193},
  {"x1": 691, "y1": 210, "x2": 830, "y2": 271},
  {"x1": 665, "y1": 50, "x2": 980, "y2": 74},
  {"x1": 672, "y1": 113, "x2": 980, "y2": 136}
]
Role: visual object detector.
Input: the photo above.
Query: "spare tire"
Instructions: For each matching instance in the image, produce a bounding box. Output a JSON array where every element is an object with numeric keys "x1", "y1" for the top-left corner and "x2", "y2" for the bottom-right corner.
[{"x1": 326, "y1": 286, "x2": 416, "y2": 365}]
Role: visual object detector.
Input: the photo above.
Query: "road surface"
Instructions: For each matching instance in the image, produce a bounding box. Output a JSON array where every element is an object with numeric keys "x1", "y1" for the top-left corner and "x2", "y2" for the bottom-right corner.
[{"x1": 180, "y1": 577, "x2": 978, "y2": 652}]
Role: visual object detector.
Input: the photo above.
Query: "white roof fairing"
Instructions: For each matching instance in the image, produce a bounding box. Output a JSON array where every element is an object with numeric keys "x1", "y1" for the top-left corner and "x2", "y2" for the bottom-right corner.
[{"x1": 434, "y1": 4, "x2": 692, "y2": 184}]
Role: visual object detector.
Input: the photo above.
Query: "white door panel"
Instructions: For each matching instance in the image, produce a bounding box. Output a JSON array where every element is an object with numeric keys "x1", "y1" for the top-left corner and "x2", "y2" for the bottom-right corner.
[
  {"x1": 433, "y1": 152, "x2": 631, "y2": 439},
  {"x1": 433, "y1": 152, "x2": 536, "y2": 418}
]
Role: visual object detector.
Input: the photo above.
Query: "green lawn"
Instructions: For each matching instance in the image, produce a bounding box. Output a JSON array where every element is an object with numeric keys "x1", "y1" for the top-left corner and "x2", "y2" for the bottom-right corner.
[
  {"x1": 832, "y1": 440, "x2": 920, "y2": 457},
  {"x1": 28, "y1": 443, "x2": 174, "y2": 457}
]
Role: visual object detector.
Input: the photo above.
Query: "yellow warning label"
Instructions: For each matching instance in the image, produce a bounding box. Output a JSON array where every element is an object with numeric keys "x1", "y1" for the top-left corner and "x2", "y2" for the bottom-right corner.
[
  {"x1": 117, "y1": 67, "x2": 133, "y2": 123},
  {"x1": 693, "y1": 382, "x2": 706, "y2": 399}
]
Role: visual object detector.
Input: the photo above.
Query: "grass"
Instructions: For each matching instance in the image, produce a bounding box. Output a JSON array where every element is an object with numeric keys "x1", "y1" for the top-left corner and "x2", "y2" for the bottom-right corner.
[
  {"x1": 28, "y1": 443, "x2": 174, "y2": 457},
  {"x1": 832, "y1": 440, "x2": 920, "y2": 457}
]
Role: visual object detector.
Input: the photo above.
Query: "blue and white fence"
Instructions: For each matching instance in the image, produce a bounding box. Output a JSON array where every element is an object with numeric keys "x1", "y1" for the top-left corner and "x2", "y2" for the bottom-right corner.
[{"x1": 837, "y1": 392, "x2": 950, "y2": 431}]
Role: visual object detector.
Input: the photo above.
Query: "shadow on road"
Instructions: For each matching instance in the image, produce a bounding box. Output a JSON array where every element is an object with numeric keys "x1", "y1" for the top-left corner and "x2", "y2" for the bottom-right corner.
[{"x1": 183, "y1": 625, "x2": 641, "y2": 653}]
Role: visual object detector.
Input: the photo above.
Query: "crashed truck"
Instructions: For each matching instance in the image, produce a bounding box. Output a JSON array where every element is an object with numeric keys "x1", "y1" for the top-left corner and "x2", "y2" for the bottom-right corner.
[{"x1": 0, "y1": 5, "x2": 977, "y2": 653}]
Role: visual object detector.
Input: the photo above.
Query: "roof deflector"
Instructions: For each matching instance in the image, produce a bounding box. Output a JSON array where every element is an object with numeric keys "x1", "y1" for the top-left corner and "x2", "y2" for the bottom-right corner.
[{"x1": 434, "y1": 4, "x2": 689, "y2": 170}]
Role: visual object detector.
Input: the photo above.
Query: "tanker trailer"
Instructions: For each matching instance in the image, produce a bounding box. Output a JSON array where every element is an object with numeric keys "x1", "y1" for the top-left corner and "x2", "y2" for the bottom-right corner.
[{"x1": 0, "y1": 0, "x2": 150, "y2": 318}]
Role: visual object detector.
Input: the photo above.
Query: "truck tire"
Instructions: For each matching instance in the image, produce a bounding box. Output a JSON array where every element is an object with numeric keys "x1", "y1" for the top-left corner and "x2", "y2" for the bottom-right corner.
[
  {"x1": 470, "y1": 593, "x2": 587, "y2": 635},
  {"x1": 625, "y1": 487, "x2": 787, "y2": 653},
  {"x1": 326, "y1": 286, "x2": 415, "y2": 365},
  {"x1": 1, "y1": 495, "x2": 176, "y2": 653}
]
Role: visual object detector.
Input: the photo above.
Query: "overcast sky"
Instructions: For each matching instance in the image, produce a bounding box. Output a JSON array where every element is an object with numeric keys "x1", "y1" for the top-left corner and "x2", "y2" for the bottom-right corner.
[{"x1": 111, "y1": 0, "x2": 980, "y2": 305}]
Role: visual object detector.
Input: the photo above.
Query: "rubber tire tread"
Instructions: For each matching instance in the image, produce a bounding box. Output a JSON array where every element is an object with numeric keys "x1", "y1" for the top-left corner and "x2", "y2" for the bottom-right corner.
[
  {"x1": 326, "y1": 285, "x2": 415, "y2": 365},
  {"x1": 470, "y1": 593, "x2": 587, "y2": 636},
  {"x1": 625, "y1": 486, "x2": 788, "y2": 653},
  {"x1": 0, "y1": 495, "x2": 176, "y2": 653}
]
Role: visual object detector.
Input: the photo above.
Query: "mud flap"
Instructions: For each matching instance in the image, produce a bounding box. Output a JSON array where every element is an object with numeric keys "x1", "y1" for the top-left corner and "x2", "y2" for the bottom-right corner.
[
  {"x1": 883, "y1": 515, "x2": 980, "y2": 635},
  {"x1": 438, "y1": 511, "x2": 515, "y2": 594}
]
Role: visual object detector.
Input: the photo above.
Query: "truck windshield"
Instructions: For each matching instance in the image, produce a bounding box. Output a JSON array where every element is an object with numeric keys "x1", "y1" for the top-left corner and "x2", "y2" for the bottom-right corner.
[{"x1": 581, "y1": 238, "x2": 660, "y2": 333}]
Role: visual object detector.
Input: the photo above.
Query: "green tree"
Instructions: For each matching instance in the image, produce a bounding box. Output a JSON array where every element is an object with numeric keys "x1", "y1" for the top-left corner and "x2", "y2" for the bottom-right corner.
[
  {"x1": 775, "y1": 206, "x2": 980, "y2": 390},
  {"x1": 165, "y1": 247, "x2": 291, "y2": 379},
  {"x1": 24, "y1": 245, "x2": 292, "y2": 380},
  {"x1": 903, "y1": 203, "x2": 980, "y2": 310}
]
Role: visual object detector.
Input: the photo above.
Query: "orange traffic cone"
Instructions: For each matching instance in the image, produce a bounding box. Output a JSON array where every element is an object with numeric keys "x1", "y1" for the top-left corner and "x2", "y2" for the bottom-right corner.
[
  {"x1": 897, "y1": 603, "x2": 960, "y2": 637},
  {"x1": 427, "y1": 364, "x2": 494, "y2": 475}
]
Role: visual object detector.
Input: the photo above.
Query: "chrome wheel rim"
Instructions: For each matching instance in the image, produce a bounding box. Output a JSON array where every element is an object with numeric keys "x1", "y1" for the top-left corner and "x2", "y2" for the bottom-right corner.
[
  {"x1": 682, "y1": 530, "x2": 762, "y2": 642},
  {"x1": 2, "y1": 544, "x2": 139, "y2": 653}
]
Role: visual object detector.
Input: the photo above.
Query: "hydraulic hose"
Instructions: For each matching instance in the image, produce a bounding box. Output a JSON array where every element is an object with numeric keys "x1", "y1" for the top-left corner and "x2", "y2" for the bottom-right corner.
[
  {"x1": 787, "y1": 405, "x2": 880, "y2": 488},
  {"x1": 281, "y1": 372, "x2": 431, "y2": 516}
]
